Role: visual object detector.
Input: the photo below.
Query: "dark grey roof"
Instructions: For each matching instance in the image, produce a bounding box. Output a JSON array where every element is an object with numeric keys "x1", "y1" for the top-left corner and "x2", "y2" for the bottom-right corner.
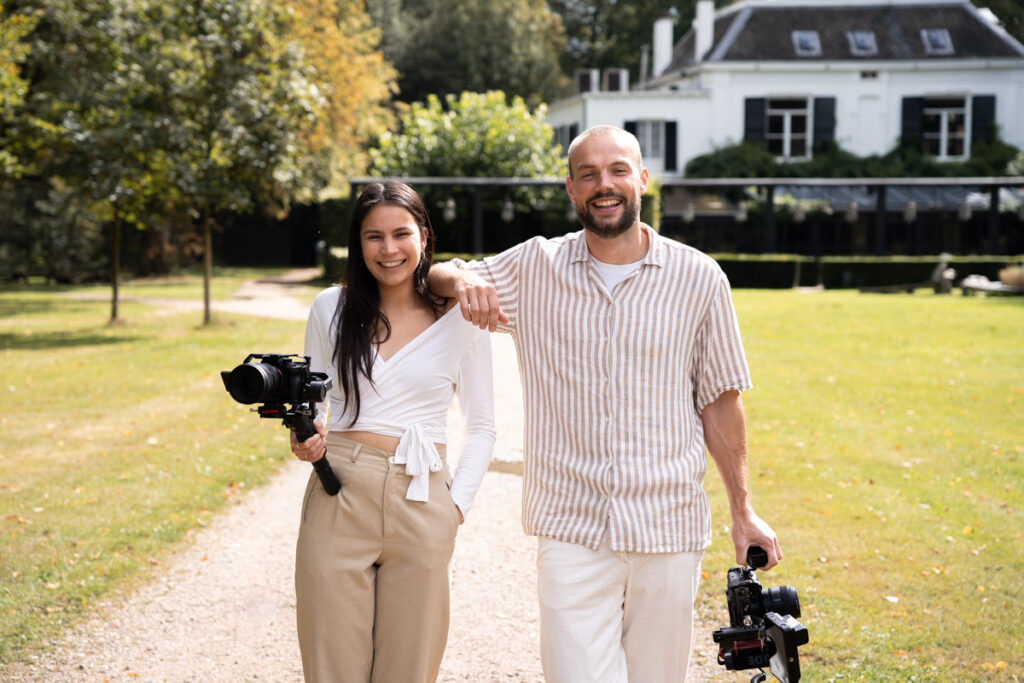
[{"x1": 666, "y1": 1, "x2": 1024, "y2": 72}]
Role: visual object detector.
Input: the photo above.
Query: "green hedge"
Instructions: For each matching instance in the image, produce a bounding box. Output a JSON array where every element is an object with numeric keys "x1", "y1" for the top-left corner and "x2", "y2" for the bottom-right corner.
[
  {"x1": 711, "y1": 254, "x2": 1024, "y2": 289},
  {"x1": 325, "y1": 244, "x2": 1022, "y2": 291}
]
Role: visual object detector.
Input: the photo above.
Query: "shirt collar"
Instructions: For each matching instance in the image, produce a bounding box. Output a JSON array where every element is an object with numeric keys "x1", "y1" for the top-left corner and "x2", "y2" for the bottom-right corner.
[{"x1": 570, "y1": 223, "x2": 666, "y2": 268}]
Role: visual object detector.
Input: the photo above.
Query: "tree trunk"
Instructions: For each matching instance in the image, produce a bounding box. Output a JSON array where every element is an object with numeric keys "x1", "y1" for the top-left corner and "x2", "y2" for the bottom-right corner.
[
  {"x1": 202, "y1": 211, "x2": 213, "y2": 326},
  {"x1": 109, "y1": 214, "x2": 122, "y2": 325}
]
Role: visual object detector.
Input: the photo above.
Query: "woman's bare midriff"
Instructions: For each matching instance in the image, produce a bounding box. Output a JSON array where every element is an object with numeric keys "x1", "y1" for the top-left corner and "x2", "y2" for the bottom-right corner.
[{"x1": 333, "y1": 430, "x2": 445, "y2": 454}]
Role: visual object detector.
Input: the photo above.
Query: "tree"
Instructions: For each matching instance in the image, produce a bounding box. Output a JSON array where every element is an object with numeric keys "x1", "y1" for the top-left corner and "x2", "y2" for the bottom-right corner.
[
  {"x1": 286, "y1": 0, "x2": 397, "y2": 197},
  {"x1": 158, "y1": 0, "x2": 325, "y2": 325},
  {"x1": 387, "y1": 0, "x2": 569, "y2": 107},
  {"x1": 549, "y1": 0, "x2": 693, "y2": 85},
  {"x1": 370, "y1": 91, "x2": 566, "y2": 251},
  {"x1": 0, "y1": 0, "x2": 121, "y2": 284},
  {"x1": 0, "y1": 2, "x2": 35, "y2": 177},
  {"x1": 982, "y1": 0, "x2": 1024, "y2": 45}
]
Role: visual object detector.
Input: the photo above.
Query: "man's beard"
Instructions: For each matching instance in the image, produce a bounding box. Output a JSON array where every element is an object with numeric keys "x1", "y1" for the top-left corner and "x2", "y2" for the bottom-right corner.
[{"x1": 576, "y1": 191, "x2": 640, "y2": 238}]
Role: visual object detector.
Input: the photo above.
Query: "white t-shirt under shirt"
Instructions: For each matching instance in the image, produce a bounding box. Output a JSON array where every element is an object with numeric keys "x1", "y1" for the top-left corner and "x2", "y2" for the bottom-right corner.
[
  {"x1": 303, "y1": 286, "x2": 495, "y2": 515},
  {"x1": 590, "y1": 256, "x2": 643, "y2": 292}
]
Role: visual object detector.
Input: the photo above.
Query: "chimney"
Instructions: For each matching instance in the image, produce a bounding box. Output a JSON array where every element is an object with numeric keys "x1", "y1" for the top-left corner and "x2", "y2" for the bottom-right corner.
[
  {"x1": 695, "y1": 0, "x2": 714, "y2": 62},
  {"x1": 640, "y1": 43, "x2": 649, "y2": 89},
  {"x1": 652, "y1": 11, "x2": 676, "y2": 77}
]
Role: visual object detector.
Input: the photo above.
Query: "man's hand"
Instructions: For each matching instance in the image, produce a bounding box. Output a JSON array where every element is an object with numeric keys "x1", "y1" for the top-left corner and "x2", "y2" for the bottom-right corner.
[
  {"x1": 730, "y1": 509, "x2": 782, "y2": 570},
  {"x1": 428, "y1": 262, "x2": 508, "y2": 331},
  {"x1": 455, "y1": 268, "x2": 507, "y2": 331}
]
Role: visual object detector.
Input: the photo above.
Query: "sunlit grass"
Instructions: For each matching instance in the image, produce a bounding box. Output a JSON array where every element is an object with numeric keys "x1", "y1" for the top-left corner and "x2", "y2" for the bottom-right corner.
[
  {"x1": 700, "y1": 290, "x2": 1023, "y2": 681},
  {"x1": 0, "y1": 279, "x2": 317, "y2": 662},
  {"x1": 1, "y1": 280, "x2": 1021, "y2": 680}
]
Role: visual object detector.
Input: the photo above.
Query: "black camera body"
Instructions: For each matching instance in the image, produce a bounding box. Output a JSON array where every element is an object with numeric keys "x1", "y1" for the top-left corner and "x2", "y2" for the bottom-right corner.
[
  {"x1": 221, "y1": 353, "x2": 331, "y2": 425},
  {"x1": 713, "y1": 547, "x2": 809, "y2": 683},
  {"x1": 221, "y1": 353, "x2": 340, "y2": 495}
]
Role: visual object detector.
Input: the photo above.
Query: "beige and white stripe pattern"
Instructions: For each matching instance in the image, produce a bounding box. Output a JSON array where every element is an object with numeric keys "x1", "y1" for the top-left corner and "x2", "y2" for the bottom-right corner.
[{"x1": 464, "y1": 225, "x2": 751, "y2": 554}]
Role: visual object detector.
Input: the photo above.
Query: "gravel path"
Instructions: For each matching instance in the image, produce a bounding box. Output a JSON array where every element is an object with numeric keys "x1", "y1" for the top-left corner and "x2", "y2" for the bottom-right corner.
[{"x1": 4, "y1": 272, "x2": 729, "y2": 682}]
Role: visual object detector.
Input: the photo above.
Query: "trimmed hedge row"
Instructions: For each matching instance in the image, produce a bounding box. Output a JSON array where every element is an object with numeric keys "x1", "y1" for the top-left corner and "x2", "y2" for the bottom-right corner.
[
  {"x1": 325, "y1": 245, "x2": 1022, "y2": 291},
  {"x1": 711, "y1": 254, "x2": 1024, "y2": 289}
]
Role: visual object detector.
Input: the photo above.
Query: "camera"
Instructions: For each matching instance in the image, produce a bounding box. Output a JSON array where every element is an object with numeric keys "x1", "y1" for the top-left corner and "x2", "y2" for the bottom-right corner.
[
  {"x1": 221, "y1": 353, "x2": 340, "y2": 495},
  {"x1": 712, "y1": 546, "x2": 809, "y2": 683}
]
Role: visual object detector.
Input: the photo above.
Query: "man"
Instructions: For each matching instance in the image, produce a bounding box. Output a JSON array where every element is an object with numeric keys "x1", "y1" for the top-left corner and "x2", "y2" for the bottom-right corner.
[{"x1": 429, "y1": 125, "x2": 781, "y2": 683}]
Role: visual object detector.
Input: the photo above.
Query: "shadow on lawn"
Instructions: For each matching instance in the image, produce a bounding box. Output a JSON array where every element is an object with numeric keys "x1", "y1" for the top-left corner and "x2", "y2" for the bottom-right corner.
[
  {"x1": 0, "y1": 293, "x2": 106, "y2": 319},
  {"x1": 0, "y1": 329, "x2": 138, "y2": 350}
]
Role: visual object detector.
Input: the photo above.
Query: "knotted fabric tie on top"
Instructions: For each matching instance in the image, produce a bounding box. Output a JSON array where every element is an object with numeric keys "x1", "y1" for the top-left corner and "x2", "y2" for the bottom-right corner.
[{"x1": 392, "y1": 423, "x2": 443, "y2": 502}]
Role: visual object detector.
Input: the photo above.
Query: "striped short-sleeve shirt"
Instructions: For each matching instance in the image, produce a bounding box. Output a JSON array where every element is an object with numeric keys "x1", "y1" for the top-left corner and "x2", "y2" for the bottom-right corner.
[{"x1": 466, "y1": 225, "x2": 752, "y2": 554}]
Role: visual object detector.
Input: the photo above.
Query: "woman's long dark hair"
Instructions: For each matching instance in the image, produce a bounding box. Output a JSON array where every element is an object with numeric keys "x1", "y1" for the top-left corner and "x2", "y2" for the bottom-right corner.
[{"x1": 333, "y1": 180, "x2": 443, "y2": 425}]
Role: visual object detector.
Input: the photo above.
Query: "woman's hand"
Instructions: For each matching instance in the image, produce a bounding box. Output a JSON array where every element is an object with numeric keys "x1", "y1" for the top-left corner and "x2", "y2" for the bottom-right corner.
[{"x1": 290, "y1": 421, "x2": 327, "y2": 463}]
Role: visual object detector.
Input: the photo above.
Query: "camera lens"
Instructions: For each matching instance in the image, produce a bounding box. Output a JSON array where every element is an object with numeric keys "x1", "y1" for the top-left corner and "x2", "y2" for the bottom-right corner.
[
  {"x1": 224, "y1": 362, "x2": 282, "y2": 404},
  {"x1": 762, "y1": 585, "x2": 801, "y2": 619}
]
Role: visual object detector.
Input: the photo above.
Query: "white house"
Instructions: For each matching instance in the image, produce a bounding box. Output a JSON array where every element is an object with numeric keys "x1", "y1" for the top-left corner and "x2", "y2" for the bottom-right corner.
[{"x1": 546, "y1": 0, "x2": 1024, "y2": 178}]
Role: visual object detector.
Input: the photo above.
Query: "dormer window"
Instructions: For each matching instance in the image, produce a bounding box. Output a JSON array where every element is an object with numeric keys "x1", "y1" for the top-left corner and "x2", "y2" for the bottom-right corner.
[
  {"x1": 846, "y1": 30, "x2": 878, "y2": 57},
  {"x1": 792, "y1": 31, "x2": 822, "y2": 57},
  {"x1": 921, "y1": 28, "x2": 954, "y2": 55}
]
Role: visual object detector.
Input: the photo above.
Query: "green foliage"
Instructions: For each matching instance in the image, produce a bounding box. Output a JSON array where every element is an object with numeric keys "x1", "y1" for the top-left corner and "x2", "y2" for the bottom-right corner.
[
  {"x1": 549, "y1": 0, "x2": 685, "y2": 83},
  {"x1": 1004, "y1": 151, "x2": 1024, "y2": 176},
  {"x1": 684, "y1": 142, "x2": 778, "y2": 179},
  {"x1": 386, "y1": 0, "x2": 568, "y2": 107},
  {"x1": 981, "y1": 0, "x2": 1024, "y2": 44},
  {"x1": 687, "y1": 139, "x2": 1024, "y2": 179},
  {"x1": 163, "y1": 0, "x2": 325, "y2": 215},
  {"x1": 0, "y1": 2, "x2": 36, "y2": 176},
  {"x1": 372, "y1": 91, "x2": 565, "y2": 179},
  {"x1": 0, "y1": 0, "x2": 349, "y2": 300},
  {"x1": 370, "y1": 91, "x2": 567, "y2": 252},
  {"x1": 708, "y1": 253, "x2": 1024, "y2": 289}
]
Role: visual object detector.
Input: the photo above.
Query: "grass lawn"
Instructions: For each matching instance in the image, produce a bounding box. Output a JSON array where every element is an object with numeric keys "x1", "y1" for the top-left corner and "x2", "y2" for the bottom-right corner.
[
  {"x1": 0, "y1": 271, "x2": 319, "y2": 662},
  {"x1": 700, "y1": 289, "x2": 1023, "y2": 681},
  {"x1": 0, "y1": 276, "x2": 1021, "y2": 681}
]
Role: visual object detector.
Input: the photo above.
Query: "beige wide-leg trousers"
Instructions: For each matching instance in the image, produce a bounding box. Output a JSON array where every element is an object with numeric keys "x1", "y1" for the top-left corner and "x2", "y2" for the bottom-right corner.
[{"x1": 295, "y1": 434, "x2": 461, "y2": 683}]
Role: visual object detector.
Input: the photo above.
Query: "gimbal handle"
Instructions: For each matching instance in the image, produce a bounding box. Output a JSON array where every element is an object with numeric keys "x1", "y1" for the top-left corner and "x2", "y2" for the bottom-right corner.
[
  {"x1": 286, "y1": 409, "x2": 341, "y2": 496},
  {"x1": 746, "y1": 546, "x2": 769, "y2": 569}
]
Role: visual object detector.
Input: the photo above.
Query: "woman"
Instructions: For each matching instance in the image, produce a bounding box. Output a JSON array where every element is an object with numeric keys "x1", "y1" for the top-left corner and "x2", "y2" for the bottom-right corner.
[{"x1": 290, "y1": 180, "x2": 495, "y2": 682}]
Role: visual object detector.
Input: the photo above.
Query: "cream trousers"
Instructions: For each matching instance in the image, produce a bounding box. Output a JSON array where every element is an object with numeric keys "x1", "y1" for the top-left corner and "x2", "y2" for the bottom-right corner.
[{"x1": 537, "y1": 533, "x2": 704, "y2": 683}]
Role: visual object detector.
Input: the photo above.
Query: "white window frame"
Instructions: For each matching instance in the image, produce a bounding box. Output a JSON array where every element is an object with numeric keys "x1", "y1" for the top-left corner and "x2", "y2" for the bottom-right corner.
[
  {"x1": 922, "y1": 97, "x2": 968, "y2": 161},
  {"x1": 846, "y1": 30, "x2": 878, "y2": 57},
  {"x1": 792, "y1": 31, "x2": 822, "y2": 57},
  {"x1": 765, "y1": 98, "x2": 812, "y2": 160},
  {"x1": 634, "y1": 121, "x2": 664, "y2": 161},
  {"x1": 921, "y1": 28, "x2": 954, "y2": 56}
]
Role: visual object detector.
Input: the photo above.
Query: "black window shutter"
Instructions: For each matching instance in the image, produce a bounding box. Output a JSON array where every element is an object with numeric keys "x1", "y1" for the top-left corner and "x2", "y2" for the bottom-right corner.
[
  {"x1": 624, "y1": 120, "x2": 638, "y2": 137},
  {"x1": 901, "y1": 97, "x2": 923, "y2": 149},
  {"x1": 812, "y1": 97, "x2": 836, "y2": 153},
  {"x1": 971, "y1": 95, "x2": 996, "y2": 148},
  {"x1": 744, "y1": 98, "x2": 766, "y2": 143},
  {"x1": 664, "y1": 121, "x2": 678, "y2": 171},
  {"x1": 569, "y1": 123, "x2": 579, "y2": 143}
]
